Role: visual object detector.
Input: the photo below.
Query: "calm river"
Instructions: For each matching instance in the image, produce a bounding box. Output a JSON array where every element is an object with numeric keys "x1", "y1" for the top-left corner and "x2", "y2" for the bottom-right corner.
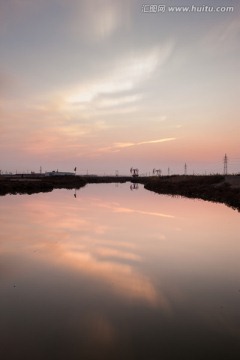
[{"x1": 1, "y1": 183, "x2": 240, "y2": 360}]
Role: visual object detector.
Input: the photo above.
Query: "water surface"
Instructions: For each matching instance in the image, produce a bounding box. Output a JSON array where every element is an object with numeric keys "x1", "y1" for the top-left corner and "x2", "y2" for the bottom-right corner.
[{"x1": 1, "y1": 183, "x2": 240, "y2": 359}]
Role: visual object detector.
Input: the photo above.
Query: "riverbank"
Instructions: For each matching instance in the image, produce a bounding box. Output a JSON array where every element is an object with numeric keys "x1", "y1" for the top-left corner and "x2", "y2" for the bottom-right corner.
[
  {"x1": 0, "y1": 175, "x2": 87, "y2": 196},
  {"x1": 144, "y1": 175, "x2": 240, "y2": 211},
  {"x1": 1, "y1": 174, "x2": 240, "y2": 211},
  {"x1": 0, "y1": 175, "x2": 135, "y2": 196}
]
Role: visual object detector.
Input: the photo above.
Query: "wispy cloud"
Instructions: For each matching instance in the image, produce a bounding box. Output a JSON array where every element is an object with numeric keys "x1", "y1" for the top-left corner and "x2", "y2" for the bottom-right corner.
[
  {"x1": 70, "y1": 0, "x2": 133, "y2": 41},
  {"x1": 114, "y1": 137, "x2": 176, "y2": 149},
  {"x1": 136, "y1": 138, "x2": 176, "y2": 146},
  {"x1": 201, "y1": 18, "x2": 240, "y2": 53},
  {"x1": 64, "y1": 42, "x2": 174, "y2": 113},
  {"x1": 94, "y1": 137, "x2": 176, "y2": 156}
]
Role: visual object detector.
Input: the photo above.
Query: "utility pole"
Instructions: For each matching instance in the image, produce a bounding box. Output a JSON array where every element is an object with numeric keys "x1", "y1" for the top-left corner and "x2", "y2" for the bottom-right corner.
[
  {"x1": 223, "y1": 154, "x2": 228, "y2": 175},
  {"x1": 168, "y1": 167, "x2": 170, "y2": 176},
  {"x1": 184, "y1": 163, "x2": 187, "y2": 175}
]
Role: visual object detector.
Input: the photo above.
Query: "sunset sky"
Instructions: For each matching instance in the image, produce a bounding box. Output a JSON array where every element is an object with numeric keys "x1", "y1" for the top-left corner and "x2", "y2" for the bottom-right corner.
[{"x1": 0, "y1": 0, "x2": 239, "y2": 175}]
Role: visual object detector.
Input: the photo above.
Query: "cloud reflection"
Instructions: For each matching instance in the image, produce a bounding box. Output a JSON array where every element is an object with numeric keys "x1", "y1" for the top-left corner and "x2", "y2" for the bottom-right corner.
[
  {"x1": 85, "y1": 313, "x2": 116, "y2": 347},
  {"x1": 95, "y1": 200, "x2": 175, "y2": 219},
  {"x1": 0, "y1": 194, "x2": 170, "y2": 310},
  {"x1": 59, "y1": 247, "x2": 162, "y2": 307}
]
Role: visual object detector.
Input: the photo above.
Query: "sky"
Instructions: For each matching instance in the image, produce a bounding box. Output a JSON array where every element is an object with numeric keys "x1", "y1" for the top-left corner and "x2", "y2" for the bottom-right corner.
[{"x1": 0, "y1": 0, "x2": 239, "y2": 175}]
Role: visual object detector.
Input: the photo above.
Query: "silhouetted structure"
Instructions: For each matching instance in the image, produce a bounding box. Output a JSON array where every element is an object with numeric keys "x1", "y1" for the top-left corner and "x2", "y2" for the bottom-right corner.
[
  {"x1": 223, "y1": 154, "x2": 228, "y2": 175},
  {"x1": 130, "y1": 183, "x2": 139, "y2": 190},
  {"x1": 130, "y1": 167, "x2": 139, "y2": 177},
  {"x1": 184, "y1": 163, "x2": 187, "y2": 175},
  {"x1": 153, "y1": 169, "x2": 161, "y2": 176}
]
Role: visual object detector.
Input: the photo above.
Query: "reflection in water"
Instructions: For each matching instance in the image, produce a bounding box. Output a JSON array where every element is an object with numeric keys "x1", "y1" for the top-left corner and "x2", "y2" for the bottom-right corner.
[
  {"x1": 0, "y1": 183, "x2": 240, "y2": 360},
  {"x1": 130, "y1": 183, "x2": 138, "y2": 191}
]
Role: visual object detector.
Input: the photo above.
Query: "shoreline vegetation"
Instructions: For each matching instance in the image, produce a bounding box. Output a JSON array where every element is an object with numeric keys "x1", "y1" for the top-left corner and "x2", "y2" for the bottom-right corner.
[{"x1": 0, "y1": 174, "x2": 240, "y2": 211}]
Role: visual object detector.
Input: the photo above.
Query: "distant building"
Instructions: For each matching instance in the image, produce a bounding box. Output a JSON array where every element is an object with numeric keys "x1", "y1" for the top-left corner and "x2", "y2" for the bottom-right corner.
[{"x1": 45, "y1": 171, "x2": 75, "y2": 176}]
